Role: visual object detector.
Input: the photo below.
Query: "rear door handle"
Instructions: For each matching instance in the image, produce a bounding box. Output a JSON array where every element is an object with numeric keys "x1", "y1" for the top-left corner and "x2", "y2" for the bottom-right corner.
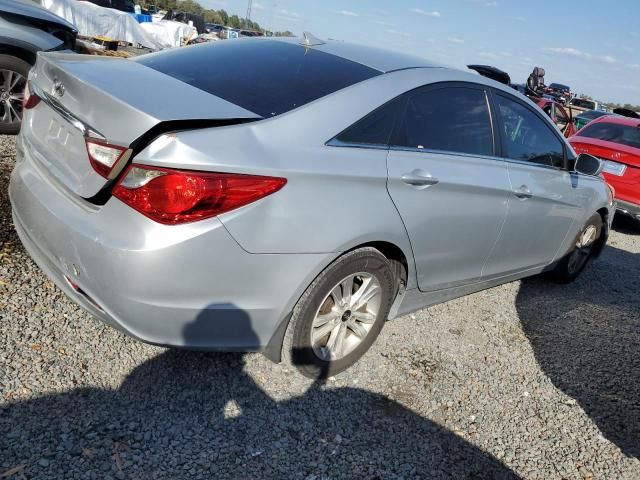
[
  {"x1": 513, "y1": 185, "x2": 533, "y2": 199},
  {"x1": 401, "y1": 170, "x2": 439, "y2": 187}
]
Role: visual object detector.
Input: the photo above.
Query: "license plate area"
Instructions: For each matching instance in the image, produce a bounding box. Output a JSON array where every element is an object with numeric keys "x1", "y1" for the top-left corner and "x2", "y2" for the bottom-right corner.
[{"x1": 602, "y1": 160, "x2": 626, "y2": 177}]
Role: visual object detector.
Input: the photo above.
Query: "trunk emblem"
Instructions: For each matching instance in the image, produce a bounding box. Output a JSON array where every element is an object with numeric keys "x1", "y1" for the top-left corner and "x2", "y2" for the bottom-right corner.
[{"x1": 52, "y1": 79, "x2": 65, "y2": 98}]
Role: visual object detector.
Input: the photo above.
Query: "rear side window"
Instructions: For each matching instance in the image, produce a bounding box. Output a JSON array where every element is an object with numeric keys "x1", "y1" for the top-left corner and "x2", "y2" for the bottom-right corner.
[
  {"x1": 333, "y1": 97, "x2": 404, "y2": 147},
  {"x1": 495, "y1": 95, "x2": 565, "y2": 168},
  {"x1": 136, "y1": 40, "x2": 380, "y2": 118},
  {"x1": 578, "y1": 122, "x2": 640, "y2": 149},
  {"x1": 392, "y1": 86, "x2": 494, "y2": 157}
]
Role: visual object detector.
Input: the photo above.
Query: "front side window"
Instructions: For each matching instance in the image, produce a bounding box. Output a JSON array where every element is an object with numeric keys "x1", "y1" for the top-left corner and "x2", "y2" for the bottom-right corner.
[
  {"x1": 496, "y1": 95, "x2": 565, "y2": 168},
  {"x1": 392, "y1": 86, "x2": 494, "y2": 157}
]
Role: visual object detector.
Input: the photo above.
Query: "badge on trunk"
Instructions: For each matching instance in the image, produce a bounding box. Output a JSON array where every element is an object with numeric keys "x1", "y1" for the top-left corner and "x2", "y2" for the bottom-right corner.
[{"x1": 52, "y1": 79, "x2": 65, "y2": 98}]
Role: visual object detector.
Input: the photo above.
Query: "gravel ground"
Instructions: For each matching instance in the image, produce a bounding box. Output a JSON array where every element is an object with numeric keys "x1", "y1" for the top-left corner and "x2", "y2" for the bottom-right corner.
[{"x1": 1, "y1": 133, "x2": 639, "y2": 479}]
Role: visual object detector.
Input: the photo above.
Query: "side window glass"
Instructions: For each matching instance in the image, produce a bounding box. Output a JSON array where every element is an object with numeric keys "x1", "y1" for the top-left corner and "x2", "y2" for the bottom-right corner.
[
  {"x1": 334, "y1": 97, "x2": 403, "y2": 147},
  {"x1": 392, "y1": 86, "x2": 493, "y2": 157},
  {"x1": 496, "y1": 95, "x2": 565, "y2": 168}
]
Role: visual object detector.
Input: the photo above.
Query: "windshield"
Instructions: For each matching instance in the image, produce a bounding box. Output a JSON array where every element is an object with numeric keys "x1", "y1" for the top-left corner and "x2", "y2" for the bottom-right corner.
[
  {"x1": 579, "y1": 121, "x2": 640, "y2": 149},
  {"x1": 136, "y1": 40, "x2": 381, "y2": 118}
]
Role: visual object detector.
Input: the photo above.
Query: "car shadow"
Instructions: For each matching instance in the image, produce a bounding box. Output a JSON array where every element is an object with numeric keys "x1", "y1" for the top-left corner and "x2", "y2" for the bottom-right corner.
[
  {"x1": 612, "y1": 215, "x2": 640, "y2": 236},
  {"x1": 1, "y1": 304, "x2": 520, "y2": 479},
  {"x1": 516, "y1": 246, "x2": 640, "y2": 459}
]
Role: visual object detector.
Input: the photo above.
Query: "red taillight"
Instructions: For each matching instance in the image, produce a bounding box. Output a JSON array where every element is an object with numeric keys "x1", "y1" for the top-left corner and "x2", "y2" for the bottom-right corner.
[
  {"x1": 113, "y1": 165, "x2": 287, "y2": 225},
  {"x1": 22, "y1": 80, "x2": 41, "y2": 110},
  {"x1": 86, "y1": 139, "x2": 129, "y2": 178}
]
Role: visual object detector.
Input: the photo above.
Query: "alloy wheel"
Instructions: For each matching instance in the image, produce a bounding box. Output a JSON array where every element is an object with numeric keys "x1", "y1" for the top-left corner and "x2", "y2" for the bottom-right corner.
[
  {"x1": 567, "y1": 224, "x2": 597, "y2": 275},
  {"x1": 310, "y1": 272, "x2": 382, "y2": 361},
  {"x1": 0, "y1": 69, "x2": 26, "y2": 125}
]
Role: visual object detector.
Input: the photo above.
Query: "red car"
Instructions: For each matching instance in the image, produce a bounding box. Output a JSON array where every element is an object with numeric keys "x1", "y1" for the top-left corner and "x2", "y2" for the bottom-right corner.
[{"x1": 569, "y1": 115, "x2": 640, "y2": 223}]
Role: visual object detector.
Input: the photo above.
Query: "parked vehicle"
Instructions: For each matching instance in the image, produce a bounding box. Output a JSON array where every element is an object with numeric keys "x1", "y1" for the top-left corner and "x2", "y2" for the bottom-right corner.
[
  {"x1": 0, "y1": 0, "x2": 76, "y2": 134},
  {"x1": 546, "y1": 82, "x2": 571, "y2": 104},
  {"x1": 10, "y1": 38, "x2": 613, "y2": 378},
  {"x1": 570, "y1": 116, "x2": 640, "y2": 224},
  {"x1": 571, "y1": 97, "x2": 599, "y2": 111},
  {"x1": 205, "y1": 23, "x2": 224, "y2": 35},
  {"x1": 574, "y1": 109, "x2": 611, "y2": 130}
]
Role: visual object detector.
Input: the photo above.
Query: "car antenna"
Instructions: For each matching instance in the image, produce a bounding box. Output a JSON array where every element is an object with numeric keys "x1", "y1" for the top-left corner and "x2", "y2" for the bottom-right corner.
[{"x1": 300, "y1": 31, "x2": 325, "y2": 46}]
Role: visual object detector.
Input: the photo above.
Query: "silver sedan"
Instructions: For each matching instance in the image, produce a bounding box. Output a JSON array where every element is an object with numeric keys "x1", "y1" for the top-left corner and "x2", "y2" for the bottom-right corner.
[{"x1": 10, "y1": 37, "x2": 614, "y2": 378}]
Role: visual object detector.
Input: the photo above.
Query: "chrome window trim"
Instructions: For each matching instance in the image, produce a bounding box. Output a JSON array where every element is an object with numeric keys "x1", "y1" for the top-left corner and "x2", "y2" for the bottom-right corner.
[
  {"x1": 325, "y1": 138, "x2": 389, "y2": 150},
  {"x1": 386, "y1": 145, "x2": 508, "y2": 164}
]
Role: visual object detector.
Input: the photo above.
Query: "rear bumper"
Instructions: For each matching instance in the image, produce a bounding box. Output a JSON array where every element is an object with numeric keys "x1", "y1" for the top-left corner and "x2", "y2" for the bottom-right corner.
[
  {"x1": 9, "y1": 137, "x2": 333, "y2": 351},
  {"x1": 616, "y1": 199, "x2": 640, "y2": 220}
]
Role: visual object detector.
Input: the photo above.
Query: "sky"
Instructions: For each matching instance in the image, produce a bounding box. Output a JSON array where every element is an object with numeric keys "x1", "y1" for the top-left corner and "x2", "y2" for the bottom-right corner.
[{"x1": 199, "y1": 0, "x2": 640, "y2": 105}]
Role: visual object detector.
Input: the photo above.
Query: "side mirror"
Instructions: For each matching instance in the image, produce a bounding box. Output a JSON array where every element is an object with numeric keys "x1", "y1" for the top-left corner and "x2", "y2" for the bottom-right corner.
[{"x1": 574, "y1": 153, "x2": 603, "y2": 176}]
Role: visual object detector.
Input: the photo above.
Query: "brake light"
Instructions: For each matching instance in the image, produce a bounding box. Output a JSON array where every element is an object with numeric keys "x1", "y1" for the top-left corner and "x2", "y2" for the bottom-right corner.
[
  {"x1": 113, "y1": 165, "x2": 287, "y2": 225},
  {"x1": 86, "y1": 140, "x2": 129, "y2": 178},
  {"x1": 22, "y1": 80, "x2": 40, "y2": 110}
]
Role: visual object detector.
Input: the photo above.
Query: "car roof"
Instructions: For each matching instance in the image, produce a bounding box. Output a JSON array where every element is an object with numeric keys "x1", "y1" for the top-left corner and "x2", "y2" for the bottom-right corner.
[
  {"x1": 589, "y1": 115, "x2": 640, "y2": 128},
  {"x1": 274, "y1": 37, "x2": 444, "y2": 73}
]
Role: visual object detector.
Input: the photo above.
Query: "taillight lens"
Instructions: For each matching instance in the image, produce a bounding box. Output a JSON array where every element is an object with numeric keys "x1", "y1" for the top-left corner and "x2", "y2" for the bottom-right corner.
[
  {"x1": 113, "y1": 165, "x2": 287, "y2": 225},
  {"x1": 22, "y1": 80, "x2": 41, "y2": 110},
  {"x1": 86, "y1": 140, "x2": 129, "y2": 178}
]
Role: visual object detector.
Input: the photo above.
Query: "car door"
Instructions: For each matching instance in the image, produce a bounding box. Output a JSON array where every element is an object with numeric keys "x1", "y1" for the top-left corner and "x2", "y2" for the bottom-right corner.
[
  {"x1": 386, "y1": 83, "x2": 512, "y2": 292},
  {"x1": 482, "y1": 92, "x2": 593, "y2": 278}
]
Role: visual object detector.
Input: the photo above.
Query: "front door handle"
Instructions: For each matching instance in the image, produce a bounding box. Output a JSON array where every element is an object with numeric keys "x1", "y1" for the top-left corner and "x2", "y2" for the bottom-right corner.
[
  {"x1": 401, "y1": 169, "x2": 440, "y2": 187},
  {"x1": 513, "y1": 185, "x2": 533, "y2": 199}
]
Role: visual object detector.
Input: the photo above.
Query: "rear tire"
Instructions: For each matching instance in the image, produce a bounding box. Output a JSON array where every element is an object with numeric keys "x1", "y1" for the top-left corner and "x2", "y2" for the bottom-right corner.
[
  {"x1": 282, "y1": 247, "x2": 396, "y2": 379},
  {"x1": 548, "y1": 213, "x2": 602, "y2": 283},
  {"x1": 0, "y1": 54, "x2": 30, "y2": 135}
]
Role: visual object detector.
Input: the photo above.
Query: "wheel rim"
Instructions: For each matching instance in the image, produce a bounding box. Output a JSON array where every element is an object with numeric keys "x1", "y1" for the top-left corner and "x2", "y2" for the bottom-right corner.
[
  {"x1": 0, "y1": 69, "x2": 26, "y2": 125},
  {"x1": 310, "y1": 272, "x2": 382, "y2": 361},
  {"x1": 567, "y1": 224, "x2": 597, "y2": 274}
]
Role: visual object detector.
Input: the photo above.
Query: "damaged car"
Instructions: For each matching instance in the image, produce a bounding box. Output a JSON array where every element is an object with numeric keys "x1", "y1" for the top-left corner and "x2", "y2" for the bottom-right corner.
[{"x1": 10, "y1": 38, "x2": 614, "y2": 378}]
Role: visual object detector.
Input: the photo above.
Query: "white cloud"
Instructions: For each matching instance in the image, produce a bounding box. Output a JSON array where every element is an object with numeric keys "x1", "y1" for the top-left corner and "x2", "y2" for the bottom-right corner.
[
  {"x1": 499, "y1": 51, "x2": 512, "y2": 57},
  {"x1": 448, "y1": 37, "x2": 464, "y2": 44},
  {"x1": 485, "y1": 1, "x2": 498, "y2": 6},
  {"x1": 276, "y1": 8, "x2": 301, "y2": 22},
  {"x1": 410, "y1": 8, "x2": 441, "y2": 17},
  {"x1": 338, "y1": 10, "x2": 359, "y2": 17},
  {"x1": 544, "y1": 47, "x2": 617, "y2": 64},
  {"x1": 279, "y1": 8, "x2": 299, "y2": 18},
  {"x1": 386, "y1": 29, "x2": 411, "y2": 37},
  {"x1": 375, "y1": 20, "x2": 397, "y2": 27},
  {"x1": 479, "y1": 52, "x2": 498, "y2": 60},
  {"x1": 629, "y1": 64, "x2": 640, "y2": 70},
  {"x1": 252, "y1": 2, "x2": 265, "y2": 10},
  {"x1": 511, "y1": 15, "x2": 526, "y2": 22}
]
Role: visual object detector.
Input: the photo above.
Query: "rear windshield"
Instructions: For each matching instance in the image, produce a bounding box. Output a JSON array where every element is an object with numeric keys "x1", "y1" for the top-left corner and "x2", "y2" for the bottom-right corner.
[
  {"x1": 579, "y1": 122, "x2": 640, "y2": 149},
  {"x1": 135, "y1": 40, "x2": 381, "y2": 118},
  {"x1": 578, "y1": 110, "x2": 607, "y2": 120},
  {"x1": 572, "y1": 99, "x2": 596, "y2": 109}
]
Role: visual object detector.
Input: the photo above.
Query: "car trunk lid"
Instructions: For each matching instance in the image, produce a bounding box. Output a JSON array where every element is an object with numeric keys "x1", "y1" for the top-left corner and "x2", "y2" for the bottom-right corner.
[{"x1": 23, "y1": 52, "x2": 261, "y2": 198}]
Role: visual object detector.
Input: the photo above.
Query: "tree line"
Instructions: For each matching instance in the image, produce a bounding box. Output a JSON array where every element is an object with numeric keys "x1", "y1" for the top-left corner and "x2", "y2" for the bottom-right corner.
[{"x1": 146, "y1": 0, "x2": 293, "y2": 35}]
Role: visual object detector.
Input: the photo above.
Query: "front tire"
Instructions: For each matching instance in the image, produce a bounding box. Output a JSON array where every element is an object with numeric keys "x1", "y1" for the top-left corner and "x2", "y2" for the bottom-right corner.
[
  {"x1": 282, "y1": 247, "x2": 396, "y2": 379},
  {"x1": 0, "y1": 55, "x2": 30, "y2": 135},
  {"x1": 549, "y1": 213, "x2": 602, "y2": 283}
]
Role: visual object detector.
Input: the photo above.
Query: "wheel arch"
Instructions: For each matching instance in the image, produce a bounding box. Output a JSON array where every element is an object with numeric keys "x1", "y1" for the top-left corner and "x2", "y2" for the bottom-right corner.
[
  {"x1": 592, "y1": 207, "x2": 610, "y2": 259},
  {"x1": 0, "y1": 40, "x2": 38, "y2": 65},
  {"x1": 263, "y1": 239, "x2": 414, "y2": 363}
]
